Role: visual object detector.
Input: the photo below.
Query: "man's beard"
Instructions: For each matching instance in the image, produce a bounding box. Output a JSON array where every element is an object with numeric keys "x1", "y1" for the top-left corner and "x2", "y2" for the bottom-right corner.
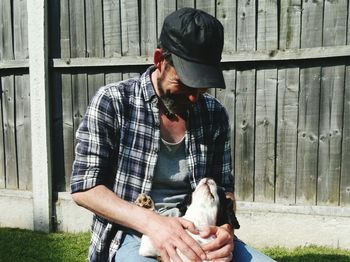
[{"x1": 157, "y1": 79, "x2": 192, "y2": 119}]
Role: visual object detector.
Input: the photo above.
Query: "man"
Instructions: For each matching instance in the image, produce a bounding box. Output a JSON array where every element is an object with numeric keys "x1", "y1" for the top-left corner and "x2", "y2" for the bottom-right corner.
[{"x1": 71, "y1": 8, "x2": 275, "y2": 262}]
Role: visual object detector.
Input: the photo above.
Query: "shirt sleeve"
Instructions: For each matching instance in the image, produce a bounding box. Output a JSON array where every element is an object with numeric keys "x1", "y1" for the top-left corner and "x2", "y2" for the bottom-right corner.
[{"x1": 71, "y1": 87, "x2": 119, "y2": 193}]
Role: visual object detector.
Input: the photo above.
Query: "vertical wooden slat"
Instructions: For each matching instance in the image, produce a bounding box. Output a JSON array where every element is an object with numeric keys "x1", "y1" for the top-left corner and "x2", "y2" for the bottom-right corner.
[
  {"x1": 217, "y1": 0, "x2": 237, "y2": 53},
  {"x1": 103, "y1": 0, "x2": 122, "y2": 57},
  {"x1": 317, "y1": 0, "x2": 348, "y2": 205},
  {"x1": 235, "y1": 69, "x2": 255, "y2": 201},
  {"x1": 157, "y1": 0, "x2": 176, "y2": 38},
  {"x1": 237, "y1": 0, "x2": 256, "y2": 51},
  {"x1": 61, "y1": 0, "x2": 73, "y2": 191},
  {"x1": 86, "y1": 0, "x2": 104, "y2": 58},
  {"x1": 0, "y1": 0, "x2": 14, "y2": 60},
  {"x1": 254, "y1": 0, "x2": 278, "y2": 202},
  {"x1": 103, "y1": 0, "x2": 122, "y2": 85},
  {"x1": 279, "y1": 0, "x2": 301, "y2": 49},
  {"x1": 88, "y1": 73, "x2": 105, "y2": 102},
  {"x1": 62, "y1": 73, "x2": 74, "y2": 191},
  {"x1": 276, "y1": 68, "x2": 299, "y2": 204},
  {"x1": 60, "y1": 0, "x2": 71, "y2": 58},
  {"x1": 13, "y1": 0, "x2": 28, "y2": 60},
  {"x1": 255, "y1": 68, "x2": 277, "y2": 202},
  {"x1": 15, "y1": 74, "x2": 32, "y2": 190},
  {"x1": 196, "y1": 0, "x2": 215, "y2": 16},
  {"x1": 120, "y1": 0, "x2": 140, "y2": 56},
  {"x1": 341, "y1": 65, "x2": 350, "y2": 206},
  {"x1": 276, "y1": 0, "x2": 301, "y2": 204},
  {"x1": 0, "y1": 79, "x2": 4, "y2": 188},
  {"x1": 177, "y1": 0, "x2": 195, "y2": 9},
  {"x1": 235, "y1": 0, "x2": 256, "y2": 201},
  {"x1": 70, "y1": 0, "x2": 86, "y2": 58},
  {"x1": 72, "y1": 74, "x2": 88, "y2": 146},
  {"x1": 141, "y1": 0, "x2": 157, "y2": 56},
  {"x1": 2, "y1": 76, "x2": 18, "y2": 189},
  {"x1": 296, "y1": 0, "x2": 323, "y2": 205}
]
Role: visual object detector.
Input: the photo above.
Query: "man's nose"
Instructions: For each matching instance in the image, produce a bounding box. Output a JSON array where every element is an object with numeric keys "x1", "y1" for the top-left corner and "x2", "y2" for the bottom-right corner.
[{"x1": 187, "y1": 88, "x2": 207, "y2": 103}]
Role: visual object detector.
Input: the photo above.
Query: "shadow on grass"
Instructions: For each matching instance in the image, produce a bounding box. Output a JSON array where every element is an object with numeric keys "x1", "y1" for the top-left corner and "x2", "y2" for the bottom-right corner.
[{"x1": 0, "y1": 228, "x2": 90, "y2": 262}]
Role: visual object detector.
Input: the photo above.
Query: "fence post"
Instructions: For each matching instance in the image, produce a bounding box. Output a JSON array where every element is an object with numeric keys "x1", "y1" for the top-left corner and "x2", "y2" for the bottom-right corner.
[{"x1": 27, "y1": 0, "x2": 52, "y2": 232}]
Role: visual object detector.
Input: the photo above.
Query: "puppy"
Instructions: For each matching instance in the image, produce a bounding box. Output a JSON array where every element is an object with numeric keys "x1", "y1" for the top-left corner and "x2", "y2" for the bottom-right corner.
[{"x1": 139, "y1": 178, "x2": 240, "y2": 261}]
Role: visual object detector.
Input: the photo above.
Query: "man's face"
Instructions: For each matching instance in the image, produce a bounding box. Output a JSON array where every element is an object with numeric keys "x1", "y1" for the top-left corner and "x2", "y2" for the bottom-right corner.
[{"x1": 157, "y1": 61, "x2": 208, "y2": 117}]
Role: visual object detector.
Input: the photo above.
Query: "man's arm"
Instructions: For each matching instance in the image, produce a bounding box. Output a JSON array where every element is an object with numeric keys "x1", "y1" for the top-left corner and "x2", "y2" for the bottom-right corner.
[{"x1": 72, "y1": 185, "x2": 207, "y2": 262}]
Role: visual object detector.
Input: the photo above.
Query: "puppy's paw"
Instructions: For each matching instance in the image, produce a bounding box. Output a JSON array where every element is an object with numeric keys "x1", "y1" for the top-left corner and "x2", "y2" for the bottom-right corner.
[{"x1": 135, "y1": 193, "x2": 155, "y2": 210}]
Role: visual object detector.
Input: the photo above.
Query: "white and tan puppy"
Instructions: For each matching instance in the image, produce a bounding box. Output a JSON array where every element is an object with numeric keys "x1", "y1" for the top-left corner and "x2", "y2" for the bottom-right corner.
[{"x1": 139, "y1": 178, "x2": 239, "y2": 261}]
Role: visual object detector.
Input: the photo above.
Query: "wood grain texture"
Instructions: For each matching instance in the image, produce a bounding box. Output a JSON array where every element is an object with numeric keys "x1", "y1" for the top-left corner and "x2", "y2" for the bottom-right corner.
[
  {"x1": 317, "y1": 0, "x2": 347, "y2": 206},
  {"x1": 15, "y1": 74, "x2": 31, "y2": 190},
  {"x1": 2, "y1": 76, "x2": 18, "y2": 189},
  {"x1": 276, "y1": 68, "x2": 299, "y2": 204}
]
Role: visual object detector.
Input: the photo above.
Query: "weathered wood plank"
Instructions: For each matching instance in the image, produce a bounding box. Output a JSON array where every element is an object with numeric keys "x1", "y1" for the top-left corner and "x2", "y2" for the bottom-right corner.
[
  {"x1": 120, "y1": 0, "x2": 140, "y2": 56},
  {"x1": 105, "y1": 73, "x2": 122, "y2": 84},
  {"x1": 2, "y1": 76, "x2": 18, "y2": 189},
  {"x1": 340, "y1": 65, "x2": 350, "y2": 206},
  {"x1": 296, "y1": 67, "x2": 321, "y2": 205},
  {"x1": 254, "y1": 0, "x2": 278, "y2": 203},
  {"x1": 177, "y1": 0, "x2": 194, "y2": 9},
  {"x1": 103, "y1": 0, "x2": 122, "y2": 57},
  {"x1": 317, "y1": 0, "x2": 347, "y2": 206},
  {"x1": 86, "y1": 0, "x2": 104, "y2": 57},
  {"x1": 72, "y1": 74, "x2": 88, "y2": 146},
  {"x1": 279, "y1": 0, "x2": 301, "y2": 49},
  {"x1": 61, "y1": 73, "x2": 74, "y2": 192},
  {"x1": 141, "y1": 0, "x2": 157, "y2": 56},
  {"x1": 157, "y1": 0, "x2": 176, "y2": 38},
  {"x1": 217, "y1": 0, "x2": 237, "y2": 53},
  {"x1": 237, "y1": 0, "x2": 256, "y2": 51},
  {"x1": 88, "y1": 73, "x2": 105, "y2": 102},
  {"x1": 254, "y1": 68, "x2": 277, "y2": 202},
  {"x1": 0, "y1": 78, "x2": 5, "y2": 188},
  {"x1": 69, "y1": 0, "x2": 86, "y2": 57},
  {"x1": 60, "y1": 0, "x2": 71, "y2": 58},
  {"x1": 196, "y1": 0, "x2": 215, "y2": 16},
  {"x1": 276, "y1": 68, "x2": 299, "y2": 204},
  {"x1": 13, "y1": 0, "x2": 28, "y2": 59},
  {"x1": 296, "y1": 0, "x2": 324, "y2": 205},
  {"x1": 256, "y1": 0, "x2": 278, "y2": 50},
  {"x1": 235, "y1": 69, "x2": 255, "y2": 201},
  {"x1": 15, "y1": 74, "x2": 32, "y2": 190},
  {"x1": 276, "y1": 1, "x2": 301, "y2": 204},
  {"x1": 0, "y1": 0, "x2": 14, "y2": 60},
  {"x1": 300, "y1": 0, "x2": 323, "y2": 48}
]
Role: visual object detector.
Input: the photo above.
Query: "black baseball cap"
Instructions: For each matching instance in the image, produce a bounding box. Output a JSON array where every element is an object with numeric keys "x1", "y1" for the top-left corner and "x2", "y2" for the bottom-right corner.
[{"x1": 159, "y1": 8, "x2": 226, "y2": 89}]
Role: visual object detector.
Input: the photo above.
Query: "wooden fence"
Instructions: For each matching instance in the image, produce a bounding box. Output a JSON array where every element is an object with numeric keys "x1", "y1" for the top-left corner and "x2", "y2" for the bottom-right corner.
[{"x1": 1, "y1": 0, "x2": 350, "y2": 225}]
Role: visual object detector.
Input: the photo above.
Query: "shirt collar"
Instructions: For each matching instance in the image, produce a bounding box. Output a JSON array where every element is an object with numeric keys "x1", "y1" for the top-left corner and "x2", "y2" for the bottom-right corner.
[{"x1": 141, "y1": 66, "x2": 158, "y2": 102}]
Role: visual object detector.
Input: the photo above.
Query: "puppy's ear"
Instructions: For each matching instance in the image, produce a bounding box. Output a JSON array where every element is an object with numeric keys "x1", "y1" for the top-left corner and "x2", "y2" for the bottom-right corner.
[{"x1": 216, "y1": 190, "x2": 240, "y2": 229}]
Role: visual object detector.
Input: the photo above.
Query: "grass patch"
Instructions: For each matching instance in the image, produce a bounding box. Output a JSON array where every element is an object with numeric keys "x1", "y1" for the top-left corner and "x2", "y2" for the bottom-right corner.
[
  {"x1": 0, "y1": 228, "x2": 90, "y2": 262},
  {"x1": 262, "y1": 245, "x2": 350, "y2": 262},
  {"x1": 1, "y1": 227, "x2": 350, "y2": 261}
]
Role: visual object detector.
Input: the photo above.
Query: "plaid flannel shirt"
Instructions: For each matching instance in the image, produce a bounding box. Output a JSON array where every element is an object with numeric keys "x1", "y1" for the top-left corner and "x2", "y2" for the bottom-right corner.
[{"x1": 71, "y1": 66, "x2": 234, "y2": 261}]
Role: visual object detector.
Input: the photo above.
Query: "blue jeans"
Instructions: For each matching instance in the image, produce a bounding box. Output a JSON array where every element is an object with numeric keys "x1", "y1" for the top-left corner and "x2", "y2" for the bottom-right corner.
[{"x1": 114, "y1": 233, "x2": 276, "y2": 261}]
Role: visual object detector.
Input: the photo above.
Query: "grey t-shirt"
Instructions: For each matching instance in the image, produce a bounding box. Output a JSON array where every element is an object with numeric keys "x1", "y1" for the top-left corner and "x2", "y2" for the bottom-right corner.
[{"x1": 150, "y1": 136, "x2": 191, "y2": 217}]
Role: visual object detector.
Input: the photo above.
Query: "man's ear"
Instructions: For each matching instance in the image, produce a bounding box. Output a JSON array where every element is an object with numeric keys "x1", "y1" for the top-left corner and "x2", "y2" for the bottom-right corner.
[{"x1": 153, "y1": 48, "x2": 164, "y2": 70}]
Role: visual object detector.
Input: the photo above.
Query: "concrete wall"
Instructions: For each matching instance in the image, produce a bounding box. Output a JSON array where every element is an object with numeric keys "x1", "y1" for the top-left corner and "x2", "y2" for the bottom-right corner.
[{"x1": 1, "y1": 190, "x2": 349, "y2": 250}]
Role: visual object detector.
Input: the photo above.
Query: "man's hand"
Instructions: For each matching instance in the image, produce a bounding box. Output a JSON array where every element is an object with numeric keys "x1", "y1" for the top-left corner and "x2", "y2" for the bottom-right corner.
[
  {"x1": 200, "y1": 224, "x2": 234, "y2": 261},
  {"x1": 145, "y1": 213, "x2": 207, "y2": 262}
]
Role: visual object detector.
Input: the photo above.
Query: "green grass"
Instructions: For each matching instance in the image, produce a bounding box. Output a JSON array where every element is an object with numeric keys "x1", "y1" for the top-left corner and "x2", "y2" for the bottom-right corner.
[{"x1": 1, "y1": 227, "x2": 350, "y2": 261}]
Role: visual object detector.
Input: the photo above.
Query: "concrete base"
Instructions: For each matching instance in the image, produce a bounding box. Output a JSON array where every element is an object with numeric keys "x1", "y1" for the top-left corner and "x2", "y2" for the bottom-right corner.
[{"x1": 1, "y1": 190, "x2": 350, "y2": 250}]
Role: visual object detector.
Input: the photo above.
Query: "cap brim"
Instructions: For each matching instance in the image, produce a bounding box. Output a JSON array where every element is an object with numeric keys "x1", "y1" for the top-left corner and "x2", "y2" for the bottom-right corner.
[{"x1": 172, "y1": 54, "x2": 226, "y2": 89}]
